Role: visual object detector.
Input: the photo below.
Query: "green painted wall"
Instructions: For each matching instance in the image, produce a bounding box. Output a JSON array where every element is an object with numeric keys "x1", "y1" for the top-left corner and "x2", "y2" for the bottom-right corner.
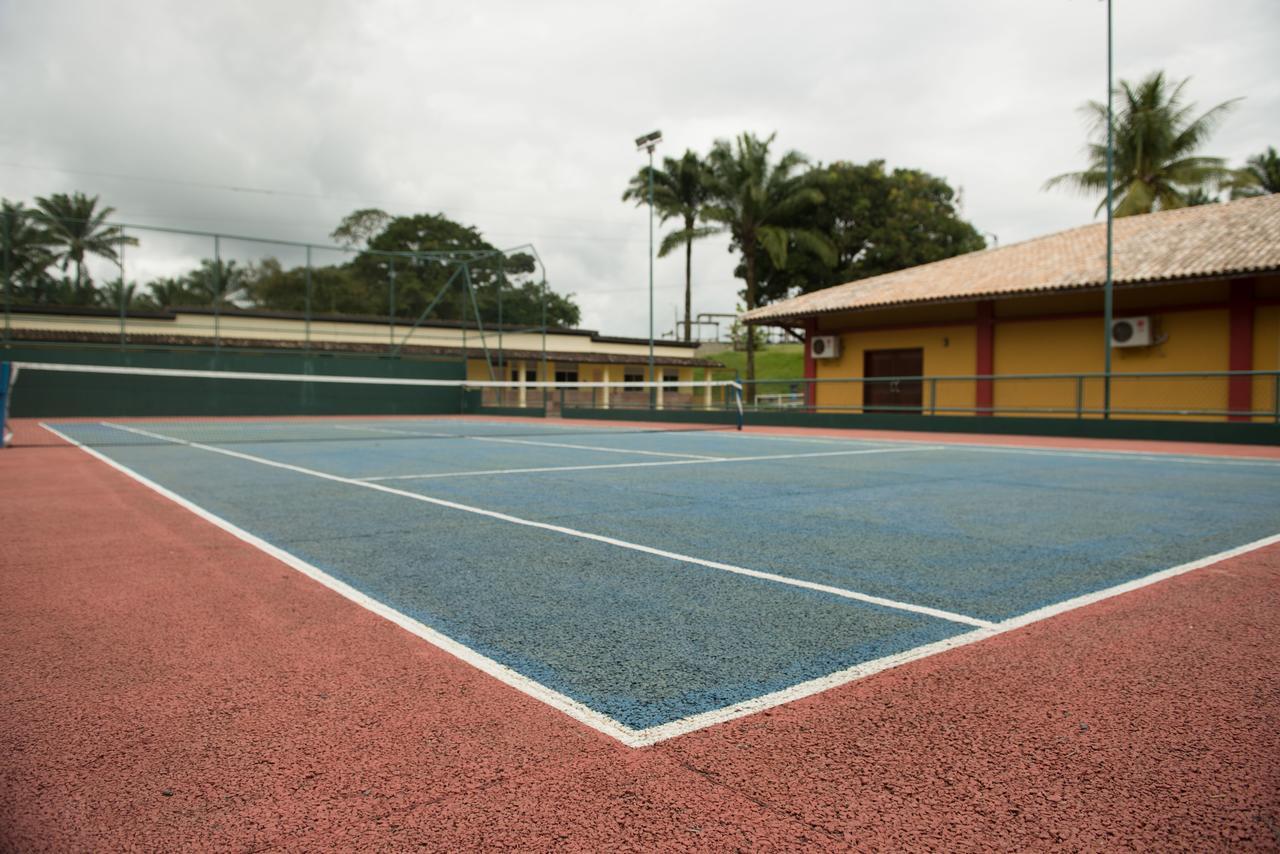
[{"x1": 4, "y1": 343, "x2": 465, "y2": 418}]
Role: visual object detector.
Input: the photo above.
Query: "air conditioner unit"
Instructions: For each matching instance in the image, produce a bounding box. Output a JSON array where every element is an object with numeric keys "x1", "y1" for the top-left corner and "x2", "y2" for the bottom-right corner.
[
  {"x1": 1110, "y1": 316, "x2": 1153, "y2": 348},
  {"x1": 810, "y1": 335, "x2": 841, "y2": 359}
]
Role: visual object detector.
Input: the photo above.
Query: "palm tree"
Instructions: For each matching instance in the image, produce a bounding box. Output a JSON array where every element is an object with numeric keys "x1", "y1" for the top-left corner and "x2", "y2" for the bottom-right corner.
[
  {"x1": 1230, "y1": 146, "x2": 1280, "y2": 198},
  {"x1": 1046, "y1": 71, "x2": 1240, "y2": 216},
  {"x1": 1, "y1": 200, "x2": 57, "y2": 302},
  {"x1": 28, "y1": 192, "x2": 137, "y2": 294},
  {"x1": 147, "y1": 276, "x2": 198, "y2": 308},
  {"x1": 701, "y1": 133, "x2": 835, "y2": 397},
  {"x1": 623, "y1": 150, "x2": 718, "y2": 341}
]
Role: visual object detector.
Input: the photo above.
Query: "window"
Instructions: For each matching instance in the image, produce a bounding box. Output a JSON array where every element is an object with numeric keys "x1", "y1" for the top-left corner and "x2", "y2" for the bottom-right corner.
[
  {"x1": 663, "y1": 371, "x2": 679, "y2": 389},
  {"x1": 623, "y1": 372, "x2": 645, "y2": 391},
  {"x1": 554, "y1": 370, "x2": 579, "y2": 384},
  {"x1": 510, "y1": 369, "x2": 537, "y2": 383}
]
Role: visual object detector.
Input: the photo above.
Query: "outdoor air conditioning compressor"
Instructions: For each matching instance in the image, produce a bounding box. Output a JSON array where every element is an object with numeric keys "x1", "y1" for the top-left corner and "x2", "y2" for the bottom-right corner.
[
  {"x1": 1110, "y1": 316, "x2": 1153, "y2": 348},
  {"x1": 810, "y1": 335, "x2": 841, "y2": 359}
]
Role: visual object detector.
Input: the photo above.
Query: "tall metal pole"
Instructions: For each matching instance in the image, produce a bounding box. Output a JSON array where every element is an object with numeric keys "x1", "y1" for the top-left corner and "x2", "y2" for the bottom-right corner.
[
  {"x1": 304, "y1": 245, "x2": 312, "y2": 352},
  {"x1": 647, "y1": 143, "x2": 656, "y2": 408},
  {"x1": 1103, "y1": 0, "x2": 1114, "y2": 419},
  {"x1": 2, "y1": 208, "x2": 10, "y2": 345}
]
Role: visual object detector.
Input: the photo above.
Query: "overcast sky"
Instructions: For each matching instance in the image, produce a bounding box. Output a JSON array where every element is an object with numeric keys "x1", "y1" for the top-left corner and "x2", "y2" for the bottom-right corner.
[{"x1": 2, "y1": 0, "x2": 1277, "y2": 338}]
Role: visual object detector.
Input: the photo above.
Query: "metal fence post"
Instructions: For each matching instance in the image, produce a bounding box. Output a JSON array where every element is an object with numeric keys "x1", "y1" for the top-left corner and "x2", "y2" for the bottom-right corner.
[
  {"x1": 118, "y1": 229, "x2": 127, "y2": 349},
  {"x1": 213, "y1": 235, "x2": 221, "y2": 351},
  {"x1": 388, "y1": 258, "x2": 396, "y2": 352},
  {"x1": 3, "y1": 208, "x2": 12, "y2": 346},
  {"x1": 1075, "y1": 376, "x2": 1084, "y2": 419},
  {"x1": 929, "y1": 378, "x2": 937, "y2": 416},
  {"x1": 304, "y1": 245, "x2": 312, "y2": 352},
  {"x1": 1274, "y1": 374, "x2": 1279, "y2": 424}
]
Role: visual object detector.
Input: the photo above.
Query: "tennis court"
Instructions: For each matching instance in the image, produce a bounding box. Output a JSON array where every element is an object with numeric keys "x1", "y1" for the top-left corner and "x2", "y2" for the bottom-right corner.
[{"x1": 32, "y1": 406, "x2": 1280, "y2": 745}]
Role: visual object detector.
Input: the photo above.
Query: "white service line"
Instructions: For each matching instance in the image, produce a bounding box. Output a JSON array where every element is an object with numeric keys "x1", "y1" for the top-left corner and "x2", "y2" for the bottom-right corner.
[
  {"x1": 331, "y1": 422, "x2": 723, "y2": 460},
  {"x1": 97, "y1": 421, "x2": 988, "y2": 629},
  {"x1": 470, "y1": 435, "x2": 724, "y2": 460},
  {"x1": 358, "y1": 444, "x2": 944, "y2": 482},
  {"x1": 331, "y1": 424, "x2": 457, "y2": 438}
]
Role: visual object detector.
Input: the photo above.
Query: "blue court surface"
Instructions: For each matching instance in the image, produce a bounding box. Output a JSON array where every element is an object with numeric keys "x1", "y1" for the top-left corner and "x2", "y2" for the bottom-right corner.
[{"x1": 46, "y1": 418, "x2": 1280, "y2": 735}]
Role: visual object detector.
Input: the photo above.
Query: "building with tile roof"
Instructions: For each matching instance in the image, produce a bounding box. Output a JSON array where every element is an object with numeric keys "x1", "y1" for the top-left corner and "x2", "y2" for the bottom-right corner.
[{"x1": 742, "y1": 193, "x2": 1280, "y2": 422}]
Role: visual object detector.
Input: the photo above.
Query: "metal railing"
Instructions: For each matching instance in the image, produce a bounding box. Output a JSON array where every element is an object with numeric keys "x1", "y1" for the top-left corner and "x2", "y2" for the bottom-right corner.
[{"x1": 734, "y1": 371, "x2": 1280, "y2": 423}]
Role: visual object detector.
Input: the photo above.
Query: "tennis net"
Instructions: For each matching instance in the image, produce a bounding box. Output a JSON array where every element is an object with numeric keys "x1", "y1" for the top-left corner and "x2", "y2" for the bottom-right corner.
[{"x1": 1, "y1": 361, "x2": 744, "y2": 448}]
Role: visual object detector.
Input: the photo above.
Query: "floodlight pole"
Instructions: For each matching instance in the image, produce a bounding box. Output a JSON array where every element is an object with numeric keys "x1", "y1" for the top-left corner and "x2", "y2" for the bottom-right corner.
[
  {"x1": 636, "y1": 130, "x2": 662, "y2": 408},
  {"x1": 1103, "y1": 0, "x2": 1114, "y2": 419}
]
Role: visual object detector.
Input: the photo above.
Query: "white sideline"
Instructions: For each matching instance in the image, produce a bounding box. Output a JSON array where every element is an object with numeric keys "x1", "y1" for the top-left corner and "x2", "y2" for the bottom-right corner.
[
  {"x1": 40, "y1": 422, "x2": 1280, "y2": 749},
  {"x1": 38, "y1": 422, "x2": 643, "y2": 747},
  {"x1": 95, "y1": 421, "x2": 989, "y2": 629}
]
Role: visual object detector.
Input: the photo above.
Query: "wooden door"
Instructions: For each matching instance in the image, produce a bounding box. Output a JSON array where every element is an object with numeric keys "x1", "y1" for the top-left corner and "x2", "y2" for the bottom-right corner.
[{"x1": 863, "y1": 348, "x2": 924, "y2": 413}]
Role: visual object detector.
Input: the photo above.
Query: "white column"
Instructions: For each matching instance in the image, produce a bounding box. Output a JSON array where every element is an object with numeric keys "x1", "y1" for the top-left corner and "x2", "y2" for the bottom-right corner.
[
  {"x1": 703, "y1": 377, "x2": 712, "y2": 410},
  {"x1": 601, "y1": 366, "x2": 611, "y2": 409},
  {"x1": 517, "y1": 360, "x2": 527, "y2": 408},
  {"x1": 656, "y1": 370, "x2": 665, "y2": 410}
]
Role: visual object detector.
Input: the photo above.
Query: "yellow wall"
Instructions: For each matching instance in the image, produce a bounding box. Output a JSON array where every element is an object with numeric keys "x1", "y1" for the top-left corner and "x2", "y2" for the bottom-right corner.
[
  {"x1": 808, "y1": 277, "x2": 1278, "y2": 421},
  {"x1": 991, "y1": 309, "x2": 1230, "y2": 419},
  {"x1": 814, "y1": 324, "x2": 977, "y2": 412}
]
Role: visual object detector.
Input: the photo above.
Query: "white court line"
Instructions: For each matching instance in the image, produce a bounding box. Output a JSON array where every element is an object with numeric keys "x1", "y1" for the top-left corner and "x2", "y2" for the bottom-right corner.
[
  {"x1": 469, "y1": 436, "x2": 725, "y2": 460},
  {"x1": 40, "y1": 421, "x2": 1280, "y2": 748},
  {"x1": 331, "y1": 424, "x2": 457, "y2": 438},
  {"x1": 97, "y1": 421, "x2": 984, "y2": 628},
  {"x1": 330, "y1": 422, "x2": 722, "y2": 461},
  {"x1": 725, "y1": 429, "x2": 1280, "y2": 467},
  {"x1": 359, "y1": 444, "x2": 942, "y2": 481},
  {"x1": 38, "y1": 422, "x2": 642, "y2": 747}
]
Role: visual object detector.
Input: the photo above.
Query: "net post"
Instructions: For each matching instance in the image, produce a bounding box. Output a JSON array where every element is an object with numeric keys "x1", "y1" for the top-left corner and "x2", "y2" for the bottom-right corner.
[
  {"x1": 733, "y1": 371, "x2": 744, "y2": 431},
  {"x1": 0, "y1": 361, "x2": 11, "y2": 448}
]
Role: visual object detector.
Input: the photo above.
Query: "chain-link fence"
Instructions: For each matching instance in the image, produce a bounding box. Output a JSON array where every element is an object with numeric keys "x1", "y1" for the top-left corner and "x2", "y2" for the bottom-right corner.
[{"x1": 0, "y1": 208, "x2": 553, "y2": 379}]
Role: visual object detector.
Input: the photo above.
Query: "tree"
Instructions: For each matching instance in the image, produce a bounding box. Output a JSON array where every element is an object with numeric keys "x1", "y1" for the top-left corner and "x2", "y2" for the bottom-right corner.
[
  {"x1": 1, "y1": 200, "x2": 58, "y2": 303},
  {"x1": 701, "y1": 133, "x2": 835, "y2": 397},
  {"x1": 1046, "y1": 71, "x2": 1240, "y2": 216},
  {"x1": 1230, "y1": 146, "x2": 1280, "y2": 198},
  {"x1": 240, "y1": 210, "x2": 580, "y2": 329},
  {"x1": 748, "y1": 161, "x2": 986, "y2": 304},
  {"x1": 622, "y1": 150, "x2": 718, "y2": 341},
  {"x1": 331, "y1": 208, "x2": 392, "y2": 248},
  {"x1": 28, "y1": 192, "x2": 137, "y2": 289}
]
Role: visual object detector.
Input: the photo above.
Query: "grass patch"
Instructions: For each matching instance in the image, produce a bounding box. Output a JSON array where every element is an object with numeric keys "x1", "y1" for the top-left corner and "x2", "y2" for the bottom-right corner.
[{"x1": 698, "y1": 344, "x2": 805, "y2": 395}]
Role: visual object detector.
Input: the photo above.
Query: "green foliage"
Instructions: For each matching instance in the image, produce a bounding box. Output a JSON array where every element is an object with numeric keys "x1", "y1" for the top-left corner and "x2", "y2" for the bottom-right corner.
[
  {"x1": 749, "y1": 161, "x2": 986, "y2": 304},
  {"x1": 700, "y1": 132, "x2": 835, "y2": 393},
  {"x1": 3, "y1": 196, "x2": 581, "y2": 330},
  {"x1": 27, "y1": 192, "x2": 137, "y2": 288},
  {"x1": 1045, "y1": 71, "x2": 1240, "y2": 216},
  {"x1": 623, "y1": 151, "x2": 717, "y2": 340},
  {"x1": 1230, "y1": 146, "x2": 1280, "y2": 198},
  {"x1": 330, "y1": 208, "x2": 392, "y2": 248}
]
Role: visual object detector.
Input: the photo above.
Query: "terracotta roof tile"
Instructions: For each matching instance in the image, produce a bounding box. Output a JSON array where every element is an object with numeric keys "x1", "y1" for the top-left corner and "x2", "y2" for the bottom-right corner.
[{"x1": 743, "y1": 193, "x2": 1280, "y2": 323}]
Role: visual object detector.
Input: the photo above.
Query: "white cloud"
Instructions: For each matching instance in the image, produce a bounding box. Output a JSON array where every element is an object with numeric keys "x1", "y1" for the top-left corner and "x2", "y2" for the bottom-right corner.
[{"x1": 2, "y1": 0, "x2": 1277, "y2": 336}]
